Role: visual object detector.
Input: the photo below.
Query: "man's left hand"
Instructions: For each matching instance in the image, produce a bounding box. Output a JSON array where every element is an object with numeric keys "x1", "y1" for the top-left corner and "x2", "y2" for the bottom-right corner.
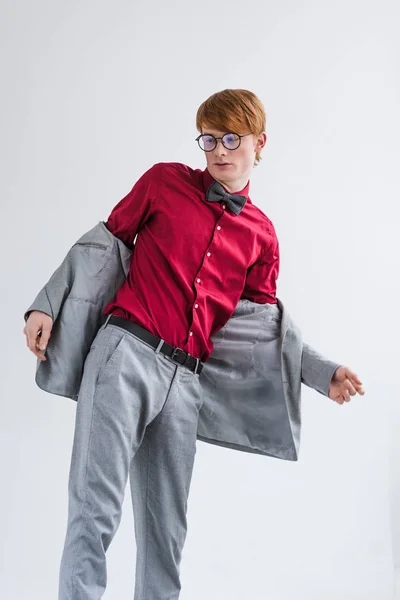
[{"x1": 329, "y1": 366, "x2": 365, "y2": 405}]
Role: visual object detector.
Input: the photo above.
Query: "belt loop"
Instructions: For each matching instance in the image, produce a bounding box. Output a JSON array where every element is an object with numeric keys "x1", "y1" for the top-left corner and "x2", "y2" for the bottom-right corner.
[
  {"x1": 195, "y1": 357, "x2": 200, "y2": 374},
  {"x1": 104, "y1": 314, "x2": 112, "y2": 328},
  {"x1": 154, "y1": 338, "x2": 164, "y2": 354}
]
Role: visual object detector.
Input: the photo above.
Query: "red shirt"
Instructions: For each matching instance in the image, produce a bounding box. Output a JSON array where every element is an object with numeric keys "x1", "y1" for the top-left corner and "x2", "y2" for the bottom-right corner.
[{"x1": 104, "y1": 162, "x2": 279, "y2": 362}]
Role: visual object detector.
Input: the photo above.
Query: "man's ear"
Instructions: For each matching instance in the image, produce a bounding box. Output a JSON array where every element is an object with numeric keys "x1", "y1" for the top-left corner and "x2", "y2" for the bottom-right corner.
[{"x1": 257, "y1": 133, "x2": 267, "y2": 151}]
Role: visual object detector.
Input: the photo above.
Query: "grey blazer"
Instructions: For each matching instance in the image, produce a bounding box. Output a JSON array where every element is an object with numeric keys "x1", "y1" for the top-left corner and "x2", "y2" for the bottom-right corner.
[{"x1": 24, "y1": 221, "x2": 341, "y2": 461}]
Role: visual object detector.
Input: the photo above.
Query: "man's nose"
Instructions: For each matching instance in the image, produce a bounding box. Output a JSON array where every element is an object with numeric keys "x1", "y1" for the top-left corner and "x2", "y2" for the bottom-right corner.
[{"x1": 214, "y1": 139, "x2": 227, "y2": 154}]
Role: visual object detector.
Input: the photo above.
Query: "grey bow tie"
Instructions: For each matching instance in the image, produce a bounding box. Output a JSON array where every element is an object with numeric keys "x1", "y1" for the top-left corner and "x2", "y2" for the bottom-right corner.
[{"x1": 206, "y1": 181, "x2": 247, "y2": 216}]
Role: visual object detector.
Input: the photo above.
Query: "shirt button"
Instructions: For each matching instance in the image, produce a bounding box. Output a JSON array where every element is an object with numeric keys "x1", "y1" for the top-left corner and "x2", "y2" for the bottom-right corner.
[
  {"x1": 222, "y1": 204, "x2": 226, "y2": 209},
  {"x1": 197, "y1": 278, "x2": 201, "y2": 283},
  {"x1": 217, "y1": 225, "x2": 221, "y2": 230},
  {"x1": 194, "y1": 304, "x2": 198, "y2": 308},
  {"x1": 189, "y1": 332, "x2": 193, "y2": 336},
  {"x1": 207, "y1": 252, "x2": 211, "y2": 256}
]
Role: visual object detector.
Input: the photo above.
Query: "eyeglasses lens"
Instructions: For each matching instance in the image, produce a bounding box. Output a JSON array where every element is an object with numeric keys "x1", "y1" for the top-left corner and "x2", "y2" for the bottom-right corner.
[
  {"x1": 222, "y1": 133, "x2": 240, "y2": 149},
  {"x1": 199, "y1": 133, "x2": 240, "y2": 151}
]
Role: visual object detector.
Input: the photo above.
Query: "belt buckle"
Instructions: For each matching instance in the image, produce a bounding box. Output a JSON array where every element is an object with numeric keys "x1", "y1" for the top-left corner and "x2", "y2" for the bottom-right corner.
[
  {"x1": 171, "y1": 347, "x2": 201, "y2": 374},
  {"x1": 171, "y1": 347, "x2": 187, "y2": 366}
]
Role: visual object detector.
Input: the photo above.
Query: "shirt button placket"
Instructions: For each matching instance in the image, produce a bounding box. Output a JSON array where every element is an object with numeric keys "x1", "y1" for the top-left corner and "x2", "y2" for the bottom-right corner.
[{"x1": 190, "y1": 205, "x2": 225, "y2": 345}]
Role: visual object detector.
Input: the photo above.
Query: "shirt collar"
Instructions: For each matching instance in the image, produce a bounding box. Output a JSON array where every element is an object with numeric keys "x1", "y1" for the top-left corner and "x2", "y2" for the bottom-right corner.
[{"x1": 202, "y1": 167, "x2": 250, "y2": 198}]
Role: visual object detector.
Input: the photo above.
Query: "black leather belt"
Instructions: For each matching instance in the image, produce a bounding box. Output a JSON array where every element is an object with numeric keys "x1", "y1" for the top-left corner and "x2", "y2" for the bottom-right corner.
[{"x1": 104, "y1": 314, "x2": 204, "y2": 375}]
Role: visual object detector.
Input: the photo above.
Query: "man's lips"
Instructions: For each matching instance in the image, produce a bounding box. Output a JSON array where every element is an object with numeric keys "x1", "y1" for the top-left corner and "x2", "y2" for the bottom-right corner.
[{"x1": 215, "y1": 163, "x2": 231, "y2": 166}]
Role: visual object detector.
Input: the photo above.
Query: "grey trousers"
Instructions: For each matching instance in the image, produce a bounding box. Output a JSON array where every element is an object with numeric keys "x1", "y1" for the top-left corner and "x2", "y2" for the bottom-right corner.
[{"x1": 58, "y1": 320, "x2": 204, "y2": 600}]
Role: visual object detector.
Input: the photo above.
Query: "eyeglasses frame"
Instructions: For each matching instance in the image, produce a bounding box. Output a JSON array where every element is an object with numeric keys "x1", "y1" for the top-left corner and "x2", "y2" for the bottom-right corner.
[{"x1": 195, "y1": 131, "x2": 253, "y2": 152}]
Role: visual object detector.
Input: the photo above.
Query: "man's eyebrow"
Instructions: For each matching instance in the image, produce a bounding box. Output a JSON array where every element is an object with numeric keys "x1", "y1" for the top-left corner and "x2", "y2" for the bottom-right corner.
[{"x1": 203, "y1": 131, "x2": 228, "y2": 136}]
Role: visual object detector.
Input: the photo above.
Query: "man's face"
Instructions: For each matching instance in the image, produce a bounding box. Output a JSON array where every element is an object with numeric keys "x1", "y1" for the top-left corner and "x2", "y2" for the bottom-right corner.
[{"x1": 200, "y1": 125, "x2": 267, "y2": 190}]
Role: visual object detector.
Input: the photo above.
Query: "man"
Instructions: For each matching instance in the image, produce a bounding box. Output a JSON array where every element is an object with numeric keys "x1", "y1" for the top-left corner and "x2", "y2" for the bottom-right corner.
[{"x1": 23, "y1": 88, "x2": 364, "y2": 599}]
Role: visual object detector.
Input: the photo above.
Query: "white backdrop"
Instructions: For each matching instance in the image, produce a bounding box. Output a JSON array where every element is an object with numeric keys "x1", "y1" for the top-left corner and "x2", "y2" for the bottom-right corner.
[{"x1": 1, "y1": 1, "x2": 399, "y2": 599}]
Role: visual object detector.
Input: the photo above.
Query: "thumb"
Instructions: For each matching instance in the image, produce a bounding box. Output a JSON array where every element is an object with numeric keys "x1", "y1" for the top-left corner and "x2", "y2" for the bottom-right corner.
[{"x1": 38, "y1": 325, "x2": 52, "y2": 350}]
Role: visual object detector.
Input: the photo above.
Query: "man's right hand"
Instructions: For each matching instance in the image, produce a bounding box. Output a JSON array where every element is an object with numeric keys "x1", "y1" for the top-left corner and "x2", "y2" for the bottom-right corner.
[{"x1": 23, "y1": 311, "x2": 54, "y2": 361}]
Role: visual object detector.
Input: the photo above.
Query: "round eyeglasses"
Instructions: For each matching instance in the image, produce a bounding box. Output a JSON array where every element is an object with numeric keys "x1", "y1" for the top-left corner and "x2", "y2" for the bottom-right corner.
[{"x1": 195, "y1": 132, "x2": 253, "y2": 152}]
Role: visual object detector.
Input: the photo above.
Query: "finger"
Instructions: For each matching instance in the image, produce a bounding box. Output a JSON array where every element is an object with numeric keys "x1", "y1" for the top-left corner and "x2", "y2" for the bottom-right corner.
[
  {"x1": 34, "y1": 339, "x2": 47, "y2": 360},
  {"x1": 35, "y1": 332, "x2": 48, "y2": 359},
  {"x1": 338, "y1": 383, "x2": 352, "y2": 403},
  {"x1": 23, "y1": 326, "x2": 30, "y2": 347},
  {"x1": 38, "y1": 326, "x2": 52, "y2": 351},
  {"x1": 347, "y1": 376, "x2": 365, "y2": 395},
  {"x1": 37, "y1": 333, "x2": 48, "y2": 351},
  {"x1": 343, "y1": 389, "x2": 351, "y2": 402},
  {"x1": 28, "y1": 345, "x2": 47, "y2": 361},
  {"x1": 345, "y1": 368, "x2": 363, "y2": 385},
  {"x1": 27, "y1": 330, "x2": 47, "y2": 361},
  {"x1": 344, "y1": 380, "x2": 357, "y2": 396},
  {"x1": 331, "y1": 391, "x2": 344, "y2": 404}
]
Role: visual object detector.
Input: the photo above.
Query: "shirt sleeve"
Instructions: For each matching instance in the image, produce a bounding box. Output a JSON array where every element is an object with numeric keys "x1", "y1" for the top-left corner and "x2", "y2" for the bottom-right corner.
[
  {"x1": 105, "y1": 163, "x2": 160, "y2": 248},
  {"x1": 240, "y1": 233, "x2": 280, "y2": 303}
]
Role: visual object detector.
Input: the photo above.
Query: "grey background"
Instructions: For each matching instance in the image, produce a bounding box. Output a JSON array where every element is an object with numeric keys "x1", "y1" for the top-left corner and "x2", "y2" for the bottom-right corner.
[{"x1": 1, "y1": 1, "x2": 399, "y2": 598}]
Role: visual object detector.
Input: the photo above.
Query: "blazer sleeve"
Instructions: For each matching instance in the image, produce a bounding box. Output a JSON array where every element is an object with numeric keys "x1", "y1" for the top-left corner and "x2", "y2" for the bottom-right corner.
[
  {"x1": 301, "y1": 342, "x2": 343, "y2": 396},
  {"x1": 23, "y1": 250, "x2": 74, "y2": 323},
  {"x1": 105, "y1": 162, "x2": 161, "y2": 248},
  {"x1": 240, "y1": 234, "x2": 280, "y2": 303}
]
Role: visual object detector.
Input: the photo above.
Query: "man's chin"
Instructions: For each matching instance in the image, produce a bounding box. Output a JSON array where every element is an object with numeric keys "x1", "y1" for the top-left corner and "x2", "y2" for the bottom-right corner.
[{"x1": 209, "y1": 166, "x2": 234, "y2": 179}]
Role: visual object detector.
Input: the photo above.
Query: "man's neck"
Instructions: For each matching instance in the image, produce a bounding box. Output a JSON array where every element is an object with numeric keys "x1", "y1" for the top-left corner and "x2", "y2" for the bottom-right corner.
[{"x1": 215, "y1": 176, "x2": 249, "y2": 194}]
